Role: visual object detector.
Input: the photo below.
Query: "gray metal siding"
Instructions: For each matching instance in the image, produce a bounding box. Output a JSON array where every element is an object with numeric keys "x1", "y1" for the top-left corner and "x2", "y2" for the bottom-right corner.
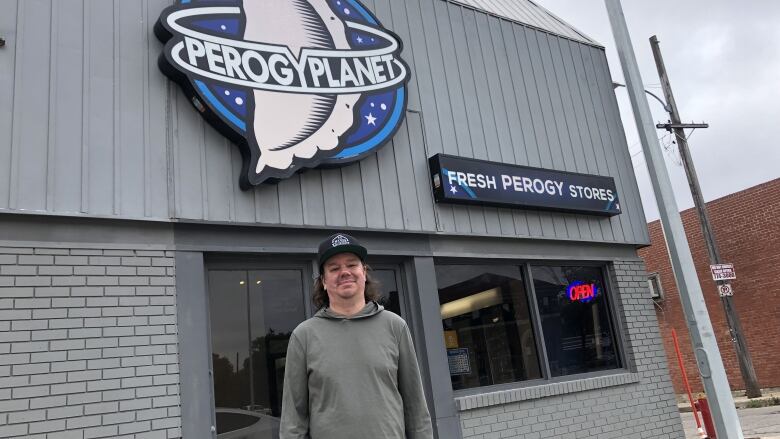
[
  {"x1": 0, "y1": 0, "x2": 650, "y2": 245},
  {"x1": 0, "y1": 0, "x2": 17, "y2": 212},
  {"x1": 0, "y1": 0, "x2": 171, "y2": 219}
]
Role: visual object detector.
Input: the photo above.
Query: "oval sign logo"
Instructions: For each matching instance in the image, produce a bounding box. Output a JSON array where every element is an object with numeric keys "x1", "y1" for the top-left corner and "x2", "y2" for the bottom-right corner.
[{"x1": 155, "y1": 0, "x2": 410, "y2": 189}]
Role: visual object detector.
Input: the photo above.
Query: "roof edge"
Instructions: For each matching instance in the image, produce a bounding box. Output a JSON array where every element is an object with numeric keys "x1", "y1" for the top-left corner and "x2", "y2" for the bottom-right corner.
[
  {"x1": 443, "y1": 0, "x2": 605, "y2": 49},
  {"x1": 525, "y1": 0, "x2": 601, "y2": 46}
]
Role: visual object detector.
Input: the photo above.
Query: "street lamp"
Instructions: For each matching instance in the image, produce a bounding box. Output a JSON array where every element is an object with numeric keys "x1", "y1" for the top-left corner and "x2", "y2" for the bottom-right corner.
[
  {"x1": 604, "y1": 0, "x2": 744, "y2": 436},
  {"x1": 613, "y1": 82, "x2": 708, "y2": 131},
  {"x1": 612, "y1": 81, "x2": 671, "y2": 113}
]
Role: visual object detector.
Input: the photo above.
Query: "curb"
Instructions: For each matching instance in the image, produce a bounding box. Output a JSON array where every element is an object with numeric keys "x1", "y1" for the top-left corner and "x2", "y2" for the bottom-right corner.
[
  {"x1": 678, "y1": 395, "x2": 780, "y2": 412},
  {"x1": 678, "y1": 404, "x2": 694, "y2": 413}
]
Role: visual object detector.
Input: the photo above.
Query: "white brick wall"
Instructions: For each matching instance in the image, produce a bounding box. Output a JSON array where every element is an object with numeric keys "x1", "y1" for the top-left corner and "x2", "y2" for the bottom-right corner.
[
  {"x1": 457, "y1": 260, "x2": 685, "y2": 439},
  {"x1": 0, "y1": 246, "x2": 181, "y2": 439}
]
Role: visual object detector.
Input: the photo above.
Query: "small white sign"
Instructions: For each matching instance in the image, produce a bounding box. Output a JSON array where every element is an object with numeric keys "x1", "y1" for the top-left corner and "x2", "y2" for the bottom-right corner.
[
  {"x1": 718, "y1": 283, "x2": 734, "y2": 297},
  {"x1": 710, "y1": 263, "x2": 736, "y2": 281}
]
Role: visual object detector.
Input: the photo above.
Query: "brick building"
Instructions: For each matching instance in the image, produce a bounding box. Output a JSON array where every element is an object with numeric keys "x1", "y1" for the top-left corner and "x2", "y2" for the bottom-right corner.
[{"x1": 639, "y1": 178, "x2": 780, "y2": 394}]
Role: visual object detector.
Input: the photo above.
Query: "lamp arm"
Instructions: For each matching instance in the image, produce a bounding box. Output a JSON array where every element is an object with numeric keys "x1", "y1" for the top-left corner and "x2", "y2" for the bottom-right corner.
[{"x1": 612, "y1": 81, "x2": 671, "y2": 114}]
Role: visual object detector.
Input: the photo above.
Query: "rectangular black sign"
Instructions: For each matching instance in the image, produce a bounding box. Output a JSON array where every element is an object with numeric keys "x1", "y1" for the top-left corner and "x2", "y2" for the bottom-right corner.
[{"x1": 429, "y1": 154, "x2": 621, "y2": 216}]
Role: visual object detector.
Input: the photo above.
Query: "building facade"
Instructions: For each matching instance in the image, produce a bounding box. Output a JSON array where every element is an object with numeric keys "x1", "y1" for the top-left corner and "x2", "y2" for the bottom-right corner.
[
  {"x1": 640, "y1": 178, "x2": 780, "y2": 395},
  {"x1": 0, "y1": 0, "x2": 685, "y2": 438}
]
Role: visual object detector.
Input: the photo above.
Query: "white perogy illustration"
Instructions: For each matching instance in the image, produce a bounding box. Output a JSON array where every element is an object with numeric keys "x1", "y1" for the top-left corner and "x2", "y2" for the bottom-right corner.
[
  {"x1": 243, "y1": 0, "x2": 360, "y2": 175},
  {"x1": 157, "y1": 0, "x2": 409, "y2": 188}
]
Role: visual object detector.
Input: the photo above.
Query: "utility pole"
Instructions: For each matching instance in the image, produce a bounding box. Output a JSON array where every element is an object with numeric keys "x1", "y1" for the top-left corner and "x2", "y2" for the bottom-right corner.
[
  {"x1": 650, "y1": 35, "x2": 762, "y2": 399},
  {"x1": 603, "y1": 1, "x2": 744, "y2": 438}
]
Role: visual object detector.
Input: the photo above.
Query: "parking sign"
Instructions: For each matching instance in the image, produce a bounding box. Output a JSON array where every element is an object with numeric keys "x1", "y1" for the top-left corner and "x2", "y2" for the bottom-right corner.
[{"x1": 710, "y1": 264, "x2": 736, "y2": 281}]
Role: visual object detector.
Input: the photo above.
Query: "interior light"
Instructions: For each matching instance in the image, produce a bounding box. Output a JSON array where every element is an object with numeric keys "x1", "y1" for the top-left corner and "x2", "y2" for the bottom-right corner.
[
  {"x1": 440, "y1": 287, "x2": 502, "y2": 320},
  {"x1": 256, "y1": 280, "x2": 261, "y2": 285},
  {"x1": 239, "y1": 281, "x2": 245, "y2": 285}
]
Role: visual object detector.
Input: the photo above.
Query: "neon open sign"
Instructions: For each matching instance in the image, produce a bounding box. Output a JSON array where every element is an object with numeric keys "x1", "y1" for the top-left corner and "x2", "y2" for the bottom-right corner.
[{"x1": 567, "y1": 281, "x2": 599, "y2": 303}]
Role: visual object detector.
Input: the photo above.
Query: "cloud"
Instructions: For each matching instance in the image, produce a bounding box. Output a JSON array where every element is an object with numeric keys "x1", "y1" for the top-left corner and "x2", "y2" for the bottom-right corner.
[{"x1": 536, "y1": 0, "x2": 780, "y2": 220}]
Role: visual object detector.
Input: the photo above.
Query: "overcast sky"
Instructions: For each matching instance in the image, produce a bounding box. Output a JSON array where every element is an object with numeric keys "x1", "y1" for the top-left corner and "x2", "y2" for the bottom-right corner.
[{"x1": 534, "y1": 0, "x2": 780, "y2": 220}]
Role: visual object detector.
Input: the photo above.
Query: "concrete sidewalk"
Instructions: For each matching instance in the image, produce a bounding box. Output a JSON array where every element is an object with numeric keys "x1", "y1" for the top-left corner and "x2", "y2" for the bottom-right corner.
[{"x1": 679, "y1": 406, "x2": 780, "y2": 439}]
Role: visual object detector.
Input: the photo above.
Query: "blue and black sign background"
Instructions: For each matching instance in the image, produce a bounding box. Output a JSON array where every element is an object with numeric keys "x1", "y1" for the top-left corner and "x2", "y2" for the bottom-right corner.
[{"x1": 429, "y1": 154, "x2": 621, "y2": 216}]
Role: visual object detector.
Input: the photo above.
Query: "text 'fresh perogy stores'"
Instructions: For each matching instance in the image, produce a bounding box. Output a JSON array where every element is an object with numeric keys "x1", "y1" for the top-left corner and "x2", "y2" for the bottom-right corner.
[{"x1": 446, "y1": 171, "x2": 617, "y2": 201}]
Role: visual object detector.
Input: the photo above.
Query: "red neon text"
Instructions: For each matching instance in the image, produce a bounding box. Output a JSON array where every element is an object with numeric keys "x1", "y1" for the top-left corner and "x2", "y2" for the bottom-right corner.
[{"x1": 568, "y1": 283, "x2": 597, "y2": 302}]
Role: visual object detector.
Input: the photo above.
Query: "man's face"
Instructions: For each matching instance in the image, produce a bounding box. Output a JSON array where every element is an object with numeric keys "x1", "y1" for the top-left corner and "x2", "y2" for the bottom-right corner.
[{"x1": 322, "y1": 252, "x2": 367, "y2": 304}]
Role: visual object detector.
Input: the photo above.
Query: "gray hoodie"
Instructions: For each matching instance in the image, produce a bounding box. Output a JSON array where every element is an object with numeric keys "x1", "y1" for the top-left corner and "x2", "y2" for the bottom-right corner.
[{"x1": 279, "y1": 302, "x2": 433, "y2": 439}]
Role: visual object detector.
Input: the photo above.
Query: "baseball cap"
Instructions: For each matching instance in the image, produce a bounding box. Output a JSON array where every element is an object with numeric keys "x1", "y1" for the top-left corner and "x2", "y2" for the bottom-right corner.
[{"x1": 317, "y1": 233, "x2": 368, "y2": 273}]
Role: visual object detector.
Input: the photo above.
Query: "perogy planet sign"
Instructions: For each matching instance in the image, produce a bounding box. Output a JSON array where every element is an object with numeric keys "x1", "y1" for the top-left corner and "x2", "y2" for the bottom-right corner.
[{"x1": 155, "y1": 0, "x2": 410, "y2": 189}]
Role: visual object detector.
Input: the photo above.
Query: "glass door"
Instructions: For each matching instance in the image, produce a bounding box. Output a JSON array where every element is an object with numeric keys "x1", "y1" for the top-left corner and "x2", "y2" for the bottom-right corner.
[
  {"x1": 207, "y1": 266, "x2": 308, "y2": 439},
  {"x1": 368, "y1": 263, "x2": 407, "y2": 320}
]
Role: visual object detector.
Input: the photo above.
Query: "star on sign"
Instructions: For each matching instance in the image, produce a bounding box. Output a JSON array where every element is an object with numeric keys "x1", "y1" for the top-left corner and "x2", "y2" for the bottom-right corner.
[
  {"x1": 357, "y1": 36, "x2": 363, "y2": 44},
  {"x1": 365, "y1": 113, "x2": 377, "y2": 126},
  {"x1": 449, "y1": 186, "x2": 458, "y2": 194}
]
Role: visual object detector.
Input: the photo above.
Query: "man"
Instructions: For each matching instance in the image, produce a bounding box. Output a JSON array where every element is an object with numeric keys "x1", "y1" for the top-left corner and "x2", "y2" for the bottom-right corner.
[{"x1": 280, "y1": 232, "x2": 434, "y2": 439}]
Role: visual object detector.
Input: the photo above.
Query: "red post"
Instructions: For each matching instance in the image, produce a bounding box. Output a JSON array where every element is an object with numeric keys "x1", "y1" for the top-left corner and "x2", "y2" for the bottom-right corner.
[
  {"x1": 672, "y1": 329, "x2": 704, "y2": 430},
  {"x1": 696, "y1": 398, "x2": 717, "y2": 439}
]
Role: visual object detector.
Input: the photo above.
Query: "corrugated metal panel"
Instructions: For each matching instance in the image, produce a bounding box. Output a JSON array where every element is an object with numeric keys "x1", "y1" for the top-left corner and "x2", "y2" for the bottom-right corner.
[
  {"x1": 0, "y1": 0, "x2": 649, "y2": 245},
  {"x1": 0, "y1": 0, "x2": 18, "y2": 209},
  {"x1": 0, "y1": 0, "x2": 171, "y2": 219},
  {"x1": 447, "y1": 0, "x2": 600, "y2": 46}
]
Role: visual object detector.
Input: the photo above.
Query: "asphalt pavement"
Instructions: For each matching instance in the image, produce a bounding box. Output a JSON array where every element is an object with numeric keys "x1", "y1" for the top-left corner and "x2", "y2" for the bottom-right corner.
[{"x1": 679, "y1": 406, "x2": 780, "y2": 439}]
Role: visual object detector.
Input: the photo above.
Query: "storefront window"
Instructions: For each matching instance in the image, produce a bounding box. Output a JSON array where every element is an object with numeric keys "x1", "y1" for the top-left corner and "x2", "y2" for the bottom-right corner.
[
  {"x1": 372, "y1": 268, "x2": 402, "y2": 317},
  {"x1": 436, "y1": 264, "x2": 542, "y2": 390},
  {"x1": 531, "y1": 265, "x2": 620, "y2": 377},
  {"x1": 208, "y1": 269, "x2": 306, "y2": 437}
]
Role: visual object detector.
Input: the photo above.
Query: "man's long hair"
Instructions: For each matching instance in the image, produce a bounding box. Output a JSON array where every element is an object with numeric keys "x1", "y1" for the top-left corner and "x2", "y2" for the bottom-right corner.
[{"x1": 313, "y1": 263, "x2": 382, "y2": 309}]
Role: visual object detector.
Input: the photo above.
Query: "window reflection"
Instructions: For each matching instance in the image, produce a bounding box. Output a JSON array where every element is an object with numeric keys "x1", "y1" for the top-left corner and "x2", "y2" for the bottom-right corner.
[
  {"x1": 208, "y1": 269, "x2": 306, "y2": 438},
  {"x1": 436, "y1": 265, "x2": 541, "y2": 390},
  {"x1": 209, "y1": 271, "x2": 250, "y2": 410},
  {"x1": 372, "y1": 269, "x2": 401, "y2": 316},
  {"x1": 531, "y1": 266, "x2": 620, "y2": 377}
]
